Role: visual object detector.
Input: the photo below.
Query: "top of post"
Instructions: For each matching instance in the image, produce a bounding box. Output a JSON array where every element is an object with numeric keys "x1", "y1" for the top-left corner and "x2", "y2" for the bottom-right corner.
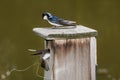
[{"x1": 33, "y1": 25, "x2": 97, "y2": 40}]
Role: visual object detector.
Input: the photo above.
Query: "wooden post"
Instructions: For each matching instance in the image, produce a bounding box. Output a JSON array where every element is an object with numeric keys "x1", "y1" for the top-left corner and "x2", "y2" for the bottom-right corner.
[{"x1": 33, "y1": 25, "x2": 97, "y2": 80}]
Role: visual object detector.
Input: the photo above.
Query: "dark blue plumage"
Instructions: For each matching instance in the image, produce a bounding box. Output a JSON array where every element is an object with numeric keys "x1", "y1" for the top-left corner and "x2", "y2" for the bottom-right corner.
[{"x1": 42, "y1": 12, "x2": 76, "y2": 27}]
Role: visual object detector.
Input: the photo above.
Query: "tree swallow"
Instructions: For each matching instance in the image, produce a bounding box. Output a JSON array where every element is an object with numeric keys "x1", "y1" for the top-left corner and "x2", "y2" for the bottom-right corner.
[
  {"x1": 42, "y1": 12, "x2": 76, "y2": 27},
  {"x1": 28, "y1": 48, "x2": 50, "y2": 71}
]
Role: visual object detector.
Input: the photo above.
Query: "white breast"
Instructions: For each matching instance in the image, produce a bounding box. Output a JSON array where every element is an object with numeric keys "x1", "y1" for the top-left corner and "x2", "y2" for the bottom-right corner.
[
  {"x1": 43, "y1": 53, "x2": 50, "y2": 60},
  {"x1": 47, "y1": 20, "x2": 62, "y2": 26}
]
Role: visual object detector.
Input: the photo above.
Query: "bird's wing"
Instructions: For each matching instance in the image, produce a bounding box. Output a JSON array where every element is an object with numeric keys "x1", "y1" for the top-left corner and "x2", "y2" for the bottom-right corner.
[
  {"x1": 58, "y1": 19, "x2": 76, "y2": 26},
  {"x1": 63, "y1": 20, "x2": 76, "y2": 24}
]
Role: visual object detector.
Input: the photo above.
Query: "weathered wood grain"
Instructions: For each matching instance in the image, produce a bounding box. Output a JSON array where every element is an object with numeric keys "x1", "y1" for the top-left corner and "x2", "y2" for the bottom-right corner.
[
  {"x1": 33, "y1": 25, "x2": 97, "y2": 80},
  {"x1": 33, "y1": 25, "x2": 97, "y2": 40}
]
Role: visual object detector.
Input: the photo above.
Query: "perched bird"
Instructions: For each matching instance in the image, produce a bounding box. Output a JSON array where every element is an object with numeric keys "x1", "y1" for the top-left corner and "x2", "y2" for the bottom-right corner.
[
  {"x1": 42, "y1": 12, "x2": 76, "y2": 27},
  {"x1": 28, "y1": 48, "x2": 50, "y2": 71}
]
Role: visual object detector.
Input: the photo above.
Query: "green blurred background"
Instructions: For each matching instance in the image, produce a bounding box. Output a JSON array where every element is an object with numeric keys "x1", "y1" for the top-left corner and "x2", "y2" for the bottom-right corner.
[{"x1": 0, "y1": 0, "x2": 120, "y2": 80}]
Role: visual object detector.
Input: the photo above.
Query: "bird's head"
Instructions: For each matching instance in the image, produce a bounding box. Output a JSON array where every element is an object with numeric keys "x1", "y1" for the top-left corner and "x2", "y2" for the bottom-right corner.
[
  {"x1": 42, "y1": 12, "x2": 52, "y2": 20},
  {"x1": 46, "y1": 48, "x2": 50, "y2": 53}
]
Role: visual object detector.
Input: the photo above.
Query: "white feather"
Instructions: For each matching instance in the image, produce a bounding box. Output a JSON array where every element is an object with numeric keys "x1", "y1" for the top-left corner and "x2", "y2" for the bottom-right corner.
[
  {"x1": 43, "y1": 53, "x2": 50, "y2": 60},
  {"x1": 47, "y1": 20, "x2": 62, "y2": 26},
  {"x1": 43, "y1": 15, "x2": 48, "y2": 20}
]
